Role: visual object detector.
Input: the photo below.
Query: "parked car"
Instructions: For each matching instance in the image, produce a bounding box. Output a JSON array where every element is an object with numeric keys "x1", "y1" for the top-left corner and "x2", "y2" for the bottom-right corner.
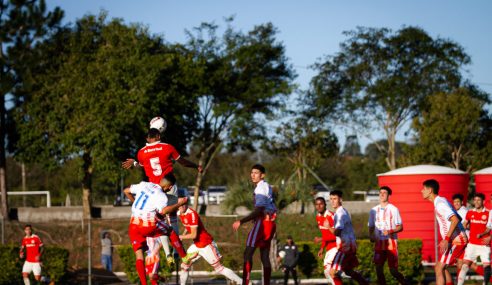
[
  {"x1": 365, "y1": 190, "x2": 380, "y2": 202},
  {"x1": 185, "y1": 187, "x2": 206, "y2": 205},
  {"x1": 207, "y1": 186, "x2": 227, "y2": 205}
]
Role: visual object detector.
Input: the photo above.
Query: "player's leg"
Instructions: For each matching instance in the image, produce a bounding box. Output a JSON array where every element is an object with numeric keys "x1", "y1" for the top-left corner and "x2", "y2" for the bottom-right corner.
[
  {"x1": 480, "y1": 246, "x2": 491, "y2": 285},
  {"x1": 387, "y1": 249, "x2": 407, "y2": 285},
  {"x1": 341, "y1": 251, "x2": 368, "y2": 285},
  {"x1": 180, "y1": 244, "x2": 202, "y2": 285},
  {"x1": 330, "y1": 251, "x2": 344, "y2": 285},
  {"x1": 374, "y1": 250, "x2": 387, "y2": 285},
  {"x1": 457, "y1": 244, "x2": 476, "y2": 285},
  {"x1": 242, "y1": 246, "x2": 256, "y2": 285},
  {"x1": 22, "y1": 261, "x2": 31, "y2": 285},
  {"x1": 323, "y1": 247, "x2": 337, "y2": 285},
  {"x1": 291, "y1": 266, "x2": 299, "y2": 285},
  {"x1": 283, "y1": 265, "x2": 290, "y2": 285},
  {"x1": 129, "y1": 223, "x2": 150, "y2": 285},
  {"x1": 32, "y1": 262, "x2": 42, "y2": 281},
  {"x1": 260, "y1": 246, "x2": 272, "y2": 285},
  {"x1": 201, "y1": 241, "x2": 242, "y2": 284},
  {"x1": 135, "y1": 249, "x2": 148, "y2": 285},
  {"x1": 145, "y1": 237, "x2": 163, "y2": 285}
]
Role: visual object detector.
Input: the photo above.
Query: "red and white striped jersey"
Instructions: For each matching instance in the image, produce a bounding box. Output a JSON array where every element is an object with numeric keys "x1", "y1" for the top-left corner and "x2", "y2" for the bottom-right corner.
[
  {"x1": 368, "y1": 203, "x2": 402, "y2": 250},
  {"x1": 434, "y1": 196, "x2": 467, "y2": 245}
]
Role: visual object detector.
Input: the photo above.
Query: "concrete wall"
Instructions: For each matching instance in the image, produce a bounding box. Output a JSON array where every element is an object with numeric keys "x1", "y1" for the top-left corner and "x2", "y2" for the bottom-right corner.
[{"x1": 16, "y1": 201, "x2": 377, "y2": 222}]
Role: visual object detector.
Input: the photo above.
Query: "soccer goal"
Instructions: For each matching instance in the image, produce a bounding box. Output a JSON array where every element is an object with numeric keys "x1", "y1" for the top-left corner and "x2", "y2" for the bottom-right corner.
[{"x1": 7, "y1": 191, "x2": 51, "y2": 207}]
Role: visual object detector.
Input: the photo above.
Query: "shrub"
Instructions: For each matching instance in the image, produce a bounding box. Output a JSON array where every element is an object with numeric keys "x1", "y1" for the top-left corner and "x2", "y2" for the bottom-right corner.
[
  {"x1": 296, "y1": 239, "x2": 423, "y2": 284},
  {"x1": 117, "y1": 245, "x2": 173, "y2": 284},
  {"x1": 0, "y1": 244, "x2": 69, "y2": 285}
]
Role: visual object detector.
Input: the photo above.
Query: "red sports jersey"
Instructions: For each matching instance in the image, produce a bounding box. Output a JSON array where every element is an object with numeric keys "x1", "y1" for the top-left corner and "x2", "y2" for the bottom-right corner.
[
  {"x1": 137, "y1": 142, "x2": 180, "y2": 184},
  {"x1": 316, "y1": 210, "x2": 337, "y2": 251},
  {"x1": 178, "y1": 207, "x2": 213, "y2": 248},
  {"x1": 22, "y1": 234, "x2": 43, "y2": 262},
  {"x1": 466, "y1": 209, "x2": 490, "y2": 245}
]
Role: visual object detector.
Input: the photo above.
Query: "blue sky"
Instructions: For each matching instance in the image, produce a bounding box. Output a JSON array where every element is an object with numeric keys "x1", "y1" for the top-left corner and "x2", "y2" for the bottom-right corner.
[{"x1": 46, "y1": 0, "x2": 492, "y2": 148}]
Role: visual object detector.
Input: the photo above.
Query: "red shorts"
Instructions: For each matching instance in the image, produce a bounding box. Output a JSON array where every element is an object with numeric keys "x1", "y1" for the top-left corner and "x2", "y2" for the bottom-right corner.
[
  {"x1": 128, "y1": 220, "x2": 172, "y2": 252},
  {"x1": 332, "y1": 250, "x2": 359, "y2": 272},
  {"x1": 439, "y1": 244, "x2": 466, "y2": 265},
  {"x1": 374, "y1": 249, "x2": 398, "y2": 268},
  {"x1": 246, "y1": 218, "x2": 276, "y2": 248}
]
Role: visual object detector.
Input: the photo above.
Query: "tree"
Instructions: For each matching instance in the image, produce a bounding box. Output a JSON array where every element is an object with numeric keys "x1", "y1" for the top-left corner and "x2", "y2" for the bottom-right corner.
[
  {"x1": 14, "y1": 13, "x2": 198, "y2": 218},
  {"x1": 405, "y1": 88, "x2": 490, "y2": 171},
  {"x1": 341, "y1": 135, "x2": 362, "y2": 157},
  {"x1": 307, "y1": 26, "x2": 476, "y2": 170},
  {"x1": 266, "y1": 117, "x2": 338, "y2": 211},
  {"x1": 184, "y1": 19, "x2": 295, "y2": 208},
  {"x1": 0, "y1": 0, "x2": 62, "y2": 218}
]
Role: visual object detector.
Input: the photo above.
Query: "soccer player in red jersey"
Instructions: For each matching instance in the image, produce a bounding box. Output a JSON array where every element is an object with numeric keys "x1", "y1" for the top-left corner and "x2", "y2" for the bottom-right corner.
[
  {"x1": 122, "y1": 128, "x2": 201, "y2": 266},
  {"x1": 457, "y1": 193, "x2": 491, "y2": 285},
  {"x1": 314, "y1": 197, "x2": 337, "y2": 285},
  {"x1": 422, "y1": 179, "x2": 468, "y2": 285},
  {"x1": 232, "y1": 164, "x2": 277, "y2": 285},
  {"x1": 20, "y1": 224, "x2": 43, "y2": 285},
  {"x1": 368, "y1": 186, "x2": 408, "y2": 285},
  {"x1": 178, "y1": 200, "x2": 242, "y2": 285},
  {"x1": 123, "y1": 174, "x2": 190, "y2": 285}
]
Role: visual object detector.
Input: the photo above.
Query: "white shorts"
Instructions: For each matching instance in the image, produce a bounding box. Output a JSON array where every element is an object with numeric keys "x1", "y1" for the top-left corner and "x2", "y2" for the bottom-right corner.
[
  {"x1": 464, "y1": 243, "x2": 491, "y2": 264},
  {"x1": 324, "y1": 247, "x2": 338, "y2": 269},
  {"x1": 22, "y1": 261, "x2": 41, "y2": 275},
  {"x1": 182, "y1": 241, "x2": 222, "y2": 270}
]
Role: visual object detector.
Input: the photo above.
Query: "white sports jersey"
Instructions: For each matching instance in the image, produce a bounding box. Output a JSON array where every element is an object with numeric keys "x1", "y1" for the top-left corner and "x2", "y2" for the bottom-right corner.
[
  {"x1": 368, "y1": 203, "x2": 402, "y2": 244},
  {"x1": 434, "y1": 196, "x2": 467, "y2": 245},
  {"x1": 253, "y1": 180, "x2": 276, "y2": 215},
  {"x1": 457, "y1": 205, "x2": 469, "y2": 237},
  {"x1": 130, "y1": 182, "x2": 168, "y2": 222},
  {"x1": 333, "y1": 206, "x2": 357, "y2": 252}
]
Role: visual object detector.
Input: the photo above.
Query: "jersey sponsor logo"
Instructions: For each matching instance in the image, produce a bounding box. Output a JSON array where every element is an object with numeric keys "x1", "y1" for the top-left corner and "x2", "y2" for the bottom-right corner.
[{"x1": 144, "y1": 147, "x2": 163, "y2": 153}]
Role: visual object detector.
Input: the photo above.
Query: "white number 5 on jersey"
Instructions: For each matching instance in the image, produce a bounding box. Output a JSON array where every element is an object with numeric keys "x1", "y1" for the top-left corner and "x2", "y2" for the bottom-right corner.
[{"x1": 150, "y1": 157, "x2": 162, "y2": 176}]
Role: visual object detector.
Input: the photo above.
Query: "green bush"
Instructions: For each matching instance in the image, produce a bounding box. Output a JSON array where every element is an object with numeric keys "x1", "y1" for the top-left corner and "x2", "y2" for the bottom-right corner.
[
  {"x1": 117, "y1": 245, "x2": 173, "y2": 284},
  {"x1": 297, "y1": 239, "x2": 423, "y2": 284},
  {"x1": 0, "y1": 244, "x2": 69, "y2": 285}
]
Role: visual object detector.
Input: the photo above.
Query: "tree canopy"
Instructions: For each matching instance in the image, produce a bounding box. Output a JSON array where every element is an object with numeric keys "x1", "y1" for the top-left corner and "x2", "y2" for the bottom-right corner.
[{"x1": 307, "y1": 26, "x2": 477, "y2": 170}]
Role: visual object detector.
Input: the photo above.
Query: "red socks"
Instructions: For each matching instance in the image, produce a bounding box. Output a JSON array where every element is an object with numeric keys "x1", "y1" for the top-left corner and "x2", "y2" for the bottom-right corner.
[
  {"x1": 169, "y1": 231, "x2": 186, "y2": 257},
  {"x1": 333, "y1": 277, "x2": 343, "y2": 285},
  {"x1": 243, "y1": 261, "x2": 252, "y2": 285},
  {"x1": 136, "y1": 259, "x2": 147, "y2": 285}
]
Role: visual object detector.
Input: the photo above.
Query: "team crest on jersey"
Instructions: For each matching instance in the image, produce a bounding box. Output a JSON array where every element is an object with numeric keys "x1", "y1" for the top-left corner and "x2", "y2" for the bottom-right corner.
[
  {"x1": 31, "y1": 240, "x2": 35, "y2": 244},
  {"x1": 483, "y1": 215, "x2": 487, "y2": 220}
]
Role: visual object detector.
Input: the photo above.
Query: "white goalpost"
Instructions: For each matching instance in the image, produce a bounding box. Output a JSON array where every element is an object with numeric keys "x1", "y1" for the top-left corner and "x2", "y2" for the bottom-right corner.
[{"x1": 7, "y1": 191, "x2": 51, "y2": 207}]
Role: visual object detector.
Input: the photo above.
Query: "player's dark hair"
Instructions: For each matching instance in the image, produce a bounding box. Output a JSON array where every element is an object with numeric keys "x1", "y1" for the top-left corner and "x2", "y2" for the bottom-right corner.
[
  {"x1": 252, "y1": 164, "x2": 266, "y2": 174},
  {"x1": 315, "y1": 197, "x2": 326, "y2": 204},
  {"x1": 452, "y1": 193, "x2": 464, "y2": 202},
  {"x1": 147, "y1": 128, "x2": 161, "y2": 139},
  {"x1": 380, "y1": 186, "x2": 392, "y2": 195},
  {"x1": 475, "y1": 192, "x2": 485, "y2": 201},
  {"x1": 330, "y1": 190, "x2": 343, "y2": 198},
  {"x1": 24, "y1": 224, "x2": 32, "y2": 229},
  {"x1": 423, "y1": 179, "x2": 439, "y2": 194},
  {"x1": 163, "y1": 173, "x2": 176, "y2": 186}
]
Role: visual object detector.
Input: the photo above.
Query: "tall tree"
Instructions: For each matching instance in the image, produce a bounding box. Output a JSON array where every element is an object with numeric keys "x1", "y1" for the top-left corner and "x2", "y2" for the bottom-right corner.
[
  {"x1": 14, "y1": 13, "x2": 198, "y2": 218},
  {"x1": 405, "y1": 88, "x2": 490, "y2": 171},
  {"x1": 266, "y1": 117, "x2": 338, "y2": 211},
  {"x1": 185, "y1": 20, "x2": 295, "y2": 208},
  {"x1": 307, "y1": 26, "x2": 475, "y2": 170},
  {"x1": 0, "y1": 0, "x2": 63, "y2": 218}
]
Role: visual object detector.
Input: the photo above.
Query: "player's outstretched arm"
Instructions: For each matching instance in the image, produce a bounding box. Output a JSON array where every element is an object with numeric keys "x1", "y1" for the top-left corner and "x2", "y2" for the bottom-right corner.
[
  {"x1": 177, "y1": 157, "x2": 202, "y2": 172},
  {"x1": 232, "y1": 207, "x2": 264, "y2": 231},
  {"x1": 122, "y1": 158, "x2": 140, "y2": 169},
  {"x1": 160, "y1": 197, "x2": 188, "y2": 215}
]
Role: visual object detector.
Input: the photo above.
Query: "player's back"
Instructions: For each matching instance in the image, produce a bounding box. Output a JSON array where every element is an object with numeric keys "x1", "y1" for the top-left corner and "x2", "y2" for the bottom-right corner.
[
  {"x1": 137, "y1": 142, "x2": 180, "y2": 184},
  {"x1": 130, "y1": 182, "x2": 168, "y2": 221}
]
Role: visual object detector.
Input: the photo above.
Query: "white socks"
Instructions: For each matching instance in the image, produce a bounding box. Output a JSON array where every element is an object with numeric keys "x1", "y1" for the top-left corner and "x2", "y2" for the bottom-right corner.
[{"x1": 457, "y1": 264, "x2": 469, "y2": 285}]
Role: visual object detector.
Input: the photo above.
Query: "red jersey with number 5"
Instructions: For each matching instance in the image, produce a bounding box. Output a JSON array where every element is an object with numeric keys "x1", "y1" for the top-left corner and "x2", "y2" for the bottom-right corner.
[{"x1": 137, "y1": 142, "x2": 180, "y2": 183}]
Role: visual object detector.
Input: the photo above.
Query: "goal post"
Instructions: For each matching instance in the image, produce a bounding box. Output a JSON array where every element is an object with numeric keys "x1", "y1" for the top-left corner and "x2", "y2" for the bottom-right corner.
[{"x1": 7, "y1": 191, "x2": 51, "y2": 207}]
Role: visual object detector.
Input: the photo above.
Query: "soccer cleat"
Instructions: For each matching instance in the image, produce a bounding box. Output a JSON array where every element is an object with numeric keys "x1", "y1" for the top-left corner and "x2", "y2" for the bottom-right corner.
[
  {"x1": 166, "y1": 255, "x2": 175, "y2": 267},
  {"x1": 181, "y1": 252, "x2": 198, "y2": 265}
]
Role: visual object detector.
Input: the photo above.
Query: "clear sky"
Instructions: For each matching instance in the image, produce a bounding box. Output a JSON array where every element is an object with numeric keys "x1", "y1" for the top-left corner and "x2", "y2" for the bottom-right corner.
[{"x1": 46, "y1": 0, "x2": 492, "y2": 148}]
